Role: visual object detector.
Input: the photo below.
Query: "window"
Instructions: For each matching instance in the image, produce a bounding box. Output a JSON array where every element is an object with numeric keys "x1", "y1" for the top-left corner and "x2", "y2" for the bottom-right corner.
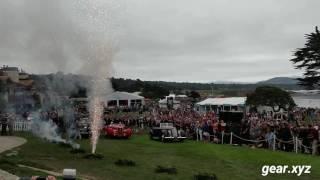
[
  {"x1": 131, "y1": 99, "x2": 142, "y2": 107},
  {"x1": 108, "y1": 100, "x2": 117, "y2": 106},
  {"x1": 224, "y1": 106, "x2": 231, "y2": 111},
  {"x1": 119, "y1": 100, "x2": 128, "y2": 106},
  {"x1": 231, "y1": 106, "x2": 238, "y2": 111},
  {"x1": 211, "y1": 105, "x2": 218, "y2": 112}
]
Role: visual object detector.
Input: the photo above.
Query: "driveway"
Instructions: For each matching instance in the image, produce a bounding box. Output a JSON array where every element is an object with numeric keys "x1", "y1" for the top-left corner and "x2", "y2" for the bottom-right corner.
[{"x1": 0, "y1": 136, "x2": 27, "y2": 180}]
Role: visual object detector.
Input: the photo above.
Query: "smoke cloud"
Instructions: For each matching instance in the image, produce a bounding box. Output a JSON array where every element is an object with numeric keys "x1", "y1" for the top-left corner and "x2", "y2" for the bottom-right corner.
[{"x1": 30, "y1": 111, "x2": 66, "y2": 143}]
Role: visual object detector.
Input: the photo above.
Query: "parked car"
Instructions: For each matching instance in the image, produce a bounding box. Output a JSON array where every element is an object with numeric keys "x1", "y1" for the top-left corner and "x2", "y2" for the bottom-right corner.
[
  {"x1": 78, "y1": 118, "x2": 91, "y2": 138},
  {"x1": 150, "y1": 123, "x2": 186, "y2": 142},
  {"x1": 103, "y1": 123, "x2": 133, "y2": 138}
]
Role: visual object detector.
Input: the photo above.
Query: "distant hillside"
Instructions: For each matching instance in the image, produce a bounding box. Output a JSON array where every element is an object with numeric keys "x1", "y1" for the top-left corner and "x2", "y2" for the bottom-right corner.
[
  {"x1": 30, "y1": 74, "x2": 305, "y2": 99},
  {"x1": 258, "y1": 77, "x2": 299, "y2": 85}
]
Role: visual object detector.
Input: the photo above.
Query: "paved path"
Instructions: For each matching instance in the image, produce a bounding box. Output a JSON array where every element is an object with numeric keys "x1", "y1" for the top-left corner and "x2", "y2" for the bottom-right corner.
[
  {"x1": 0, "y1": 136, "x2": 27, "y2": 180},
  {"x1": 0, "y1": 136, "x2": 27, "y2": 154}
]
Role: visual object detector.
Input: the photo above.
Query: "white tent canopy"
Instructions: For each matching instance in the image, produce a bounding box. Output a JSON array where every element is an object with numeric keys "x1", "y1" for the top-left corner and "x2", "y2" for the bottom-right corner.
[
  {"x1": 196, "y1": 97, "x2": 247, "y2": 113},
  {"x1": 197, "y1": 97, "x2": 247, "y2": 106},
  {"x1": 104, "y1": 91, "x2": 144, "y2": 108},
  {"x1": 105, "y1": 91, "x2": 144, "y2": 101}
]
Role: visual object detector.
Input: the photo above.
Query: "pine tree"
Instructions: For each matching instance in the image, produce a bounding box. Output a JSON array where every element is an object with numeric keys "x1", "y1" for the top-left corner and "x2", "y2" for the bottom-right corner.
[{"x1": 291, "y1": 26, "x2": 320, "y2": 89}]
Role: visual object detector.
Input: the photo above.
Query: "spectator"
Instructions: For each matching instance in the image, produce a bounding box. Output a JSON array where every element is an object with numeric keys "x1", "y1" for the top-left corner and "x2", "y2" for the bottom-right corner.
[
  {"x1": 1, "y1": 113, "x2": 8, "y2": 136},
  {"x1": 309, "y1": 125, "x2": 319, "y2": 155}
]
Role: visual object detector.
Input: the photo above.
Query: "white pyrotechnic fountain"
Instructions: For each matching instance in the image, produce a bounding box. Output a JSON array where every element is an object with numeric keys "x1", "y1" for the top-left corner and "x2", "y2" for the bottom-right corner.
[
  {"x1": 74, "y1": 0, "x2": 120, "y2": 154},
  {"x1": 89, "y1": 97, "x2": 104, "y2": 154},
  {"x1": 86, "y1": 48, "x2": 114, "y2": 154}
]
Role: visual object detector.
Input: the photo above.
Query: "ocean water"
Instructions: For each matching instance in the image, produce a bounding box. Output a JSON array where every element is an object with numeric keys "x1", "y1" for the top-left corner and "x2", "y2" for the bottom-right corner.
[{"x1": 293, "y1": 94, "x2": 320, "y2": 108}]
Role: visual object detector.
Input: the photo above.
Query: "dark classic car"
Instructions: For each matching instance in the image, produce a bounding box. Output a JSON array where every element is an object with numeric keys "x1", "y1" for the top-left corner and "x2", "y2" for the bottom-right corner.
[
  {"x1": 150, "y1": 123, "x2": 186, "y2": 142},
  {"x1": 78, "y1": 118, "x2": 91, "y2": 138}
]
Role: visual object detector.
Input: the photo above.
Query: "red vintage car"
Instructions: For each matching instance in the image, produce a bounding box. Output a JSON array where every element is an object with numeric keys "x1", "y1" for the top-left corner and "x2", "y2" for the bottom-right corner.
[{"x1": 103, "y1": 123, "x2": 133, "y2": 138}]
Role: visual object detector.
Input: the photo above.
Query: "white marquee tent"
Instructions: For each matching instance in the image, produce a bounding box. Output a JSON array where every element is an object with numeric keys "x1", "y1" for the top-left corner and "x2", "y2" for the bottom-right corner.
[
  {"x1": 104, "y1": 91, "x2": 145, "y2": 108},
  {"x1": 196, "y1": 97, "x2": 247, "y2": 113}
]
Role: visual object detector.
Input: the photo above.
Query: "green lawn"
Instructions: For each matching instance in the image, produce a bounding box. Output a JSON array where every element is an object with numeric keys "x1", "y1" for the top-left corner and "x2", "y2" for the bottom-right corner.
[{"x1": 0, "y1": 133, "x2": 319, "y2": 180}]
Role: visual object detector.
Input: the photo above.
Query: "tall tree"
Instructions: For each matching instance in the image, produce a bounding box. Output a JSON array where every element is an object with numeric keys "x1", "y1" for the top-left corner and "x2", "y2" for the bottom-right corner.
[
  {"x1": 188, "y1": 91, "x2": 201, "y2": 99},
  {"x1": 141, "y1": 83, "x2": 169, "y2": 99},
  {"x1": 246, "y1": 86, "x2": 296, "y2": 112},
  {"x1": 291, "y1": 26, "x2": 320, "y2": 89}
]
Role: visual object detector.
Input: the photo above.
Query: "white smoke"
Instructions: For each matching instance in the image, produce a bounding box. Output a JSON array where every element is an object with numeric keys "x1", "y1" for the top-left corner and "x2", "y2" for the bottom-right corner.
[
  {"x1": 30, "y1": 112, "x2": 66, "y2": 143},
  {"x1": 30, "y1": 110, "x2": 81, "y2": 149}
]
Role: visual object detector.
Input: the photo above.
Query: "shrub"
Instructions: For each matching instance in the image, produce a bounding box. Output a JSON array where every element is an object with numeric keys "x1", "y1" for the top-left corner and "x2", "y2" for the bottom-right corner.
[
  {"x1": 194, "y1": 173, "x2": 218, "y2": 180},
  {"x1": 83, "y1": 153, "x2": 104, "y2": 160},
  {"x1": 70, "y1": 148, "x2": 86, "y2": 154},
  {"x1": 57, "y1": 142, "x2": 73, "y2": 148},
  {"x1": 155, "y1": 166, "x2": 177, "y2": 175},
  {"x1": 114, "y1": 159, "x2": 136, "y2": 167}
]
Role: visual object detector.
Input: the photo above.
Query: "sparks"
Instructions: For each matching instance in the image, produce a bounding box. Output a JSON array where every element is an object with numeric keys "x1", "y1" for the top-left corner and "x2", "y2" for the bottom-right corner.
[{"x1": 90, "y1": 97, "x2": 104, "y2": 154}]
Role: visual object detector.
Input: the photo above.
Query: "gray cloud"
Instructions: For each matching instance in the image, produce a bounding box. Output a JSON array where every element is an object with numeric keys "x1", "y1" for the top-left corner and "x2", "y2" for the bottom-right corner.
[
  {"x1": 114, "y1": 0, "x2": 319, "y2": 82},
  {"x1": 1, "y1": 0, "x2": 319, "y2": 82}
]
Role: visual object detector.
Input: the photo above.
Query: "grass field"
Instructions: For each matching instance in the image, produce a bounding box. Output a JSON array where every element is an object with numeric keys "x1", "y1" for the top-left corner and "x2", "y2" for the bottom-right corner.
[{"x1": 0, "y1": 133, "x2": 319, "y2": 180}]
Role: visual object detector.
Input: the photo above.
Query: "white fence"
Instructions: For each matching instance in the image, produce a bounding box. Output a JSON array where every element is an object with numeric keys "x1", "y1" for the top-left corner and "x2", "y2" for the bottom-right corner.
[
  {"x1": 13, "y1": 120, "x2": 32, "y2": 131},
  {"x1": 0, "y1": 121, "x2": 31, "y2": 131}
]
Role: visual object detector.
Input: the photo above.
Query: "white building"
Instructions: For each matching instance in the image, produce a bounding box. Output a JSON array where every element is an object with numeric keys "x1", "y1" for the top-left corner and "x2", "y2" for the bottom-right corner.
[{"x1": 0, "y1": 66, "x2": 19, "y2": 83}]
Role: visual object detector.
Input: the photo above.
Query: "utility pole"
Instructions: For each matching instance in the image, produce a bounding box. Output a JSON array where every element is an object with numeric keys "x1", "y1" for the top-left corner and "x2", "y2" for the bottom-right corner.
[{"x1": 210, "y1": 83, "x2": 214, "y2": 97}]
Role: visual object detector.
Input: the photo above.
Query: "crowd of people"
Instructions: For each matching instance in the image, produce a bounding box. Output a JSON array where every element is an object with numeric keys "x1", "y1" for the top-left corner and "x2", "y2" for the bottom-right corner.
[
  {"x1": 244, "y1": 108, "x2": 320, "y2": 154},
  {"x1": 103, "y1": 106, "x2": 320, "y2": 155},
  {"x1": 1, "y1": 102, "x2": 320, "y2": 155},
  {"x1": 103, "y1": 106, "x2": 229, "y2": 144}
]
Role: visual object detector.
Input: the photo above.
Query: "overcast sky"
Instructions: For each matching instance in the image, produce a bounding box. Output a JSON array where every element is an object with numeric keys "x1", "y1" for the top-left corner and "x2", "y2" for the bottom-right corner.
[{"x1": 1, "y1": 0, "x2": 319, "y2": 83}]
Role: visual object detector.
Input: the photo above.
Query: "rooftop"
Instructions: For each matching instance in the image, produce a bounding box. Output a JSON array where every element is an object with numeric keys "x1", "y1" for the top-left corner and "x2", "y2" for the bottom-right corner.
[
  {"x1": 0, "y1": 66, "x2": 19, "y2": 72},
  {"x1": 105, "y1": 91, "x2": 145, "y2": 101},
  {"x1": 197, "y1": 97, "x2": 247, "y2": 106}
]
